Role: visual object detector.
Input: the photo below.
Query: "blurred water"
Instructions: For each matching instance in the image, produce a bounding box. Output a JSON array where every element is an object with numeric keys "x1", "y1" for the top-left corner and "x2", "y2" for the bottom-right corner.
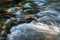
[
  {"x1": 7, "y1": 22, "x2": 60, "y2": 40},
  {"x1": 6, "y1": 6, "x2": 60, "y2": 40},
  {"x1": 36, "y1": 7, "x2": 60, "y2": 25},
  {"x1": 2, "y1": 0, "x2": 60, "y2": 40}
]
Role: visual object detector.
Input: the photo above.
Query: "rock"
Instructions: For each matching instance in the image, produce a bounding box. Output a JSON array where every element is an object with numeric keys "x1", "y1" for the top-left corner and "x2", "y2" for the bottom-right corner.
[{"x1": 1, "y1": 30, "x2": 7, "y2": 37}]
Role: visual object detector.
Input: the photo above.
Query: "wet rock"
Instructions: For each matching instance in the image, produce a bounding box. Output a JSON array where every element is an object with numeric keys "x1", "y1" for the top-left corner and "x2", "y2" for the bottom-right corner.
[
  {"x1": 0, "y1": 29, "x2": 7, "y2": 40},
  {"x1": 1, "y1": 30, "x2": 7, "y2": 37}
]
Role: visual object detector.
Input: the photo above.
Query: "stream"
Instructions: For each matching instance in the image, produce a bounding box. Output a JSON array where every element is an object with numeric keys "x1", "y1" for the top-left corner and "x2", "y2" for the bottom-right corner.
[{"x1": 1, "y1": 0, "x2": 60, "y2": 40}]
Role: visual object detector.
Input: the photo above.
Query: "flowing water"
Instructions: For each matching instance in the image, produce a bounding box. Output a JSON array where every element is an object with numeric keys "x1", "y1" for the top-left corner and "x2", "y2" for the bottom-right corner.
[
  {"x1": 2, "y1": 0, "x2": 60, "y2": 40},
  {"x1": 6, "y1": 7, "x2": 60, "y2": 40}
]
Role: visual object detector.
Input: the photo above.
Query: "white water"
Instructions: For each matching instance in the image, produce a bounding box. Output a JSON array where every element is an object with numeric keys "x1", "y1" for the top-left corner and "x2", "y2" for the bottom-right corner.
[
  {"x1": 2, "y1": 1, "x2": 60, "y2": 40},
  {"x1": 6, "y1": 7, "x2": 60, "y2": 40},
  {"x1": 24, "y1": 3, "x2": 32, "y2": 8},
  {"x1": 7, "y1": 21, "x2": 60, "y2": 40}
]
